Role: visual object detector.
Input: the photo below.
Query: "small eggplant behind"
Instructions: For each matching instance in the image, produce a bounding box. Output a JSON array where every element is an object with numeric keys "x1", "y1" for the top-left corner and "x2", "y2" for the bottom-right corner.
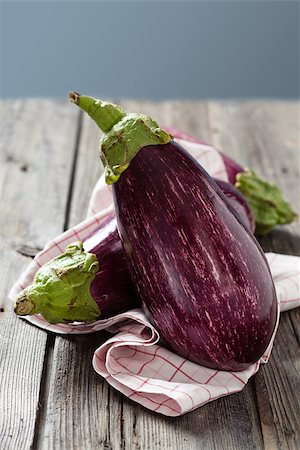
[
  {"x1": 14, "y1": 213, "x2": 139, "y2": 323},
  {"x1": 164, "y1": 127, "x2": 297, "y2": 235},
  {"x1": 214, "y1": 178, "x2": 255, "y2": 233},
  {"x1": 84, "y1": 214, "x2": 139, "y2": 318}
]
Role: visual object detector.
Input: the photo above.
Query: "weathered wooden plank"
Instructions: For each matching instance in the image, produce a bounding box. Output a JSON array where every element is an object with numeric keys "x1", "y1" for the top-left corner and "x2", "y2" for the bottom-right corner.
[
  {"x1": 32, "y1": 332, "x2": 113, "y2": 450},
  {"x1": 208, "y1": 101, "x2": 300, "y2": 450},
  {"x1": 38, "y1": 100, "x2": 265, "y2": 449},
  {"x1": 68, "y1": 112, "x2": 104, "y2": 227},
  {"x1": 255, "y1": 313, "x2": 300, "y2": 450},
  {"x1": 121, "y1": 99, "x2": 213, "y2": 145},
  {"x1": 119, "y1": 386, "x2": 263, "y2": 450},
  {"x1": 0, "y1": 99, "x2": 79, "y2": 450}
]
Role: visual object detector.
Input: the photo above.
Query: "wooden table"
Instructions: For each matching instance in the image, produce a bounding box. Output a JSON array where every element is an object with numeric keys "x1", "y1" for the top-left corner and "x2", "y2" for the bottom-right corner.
[{"x1": 0, "y1": 99, "x2": 299, "y2": 450}]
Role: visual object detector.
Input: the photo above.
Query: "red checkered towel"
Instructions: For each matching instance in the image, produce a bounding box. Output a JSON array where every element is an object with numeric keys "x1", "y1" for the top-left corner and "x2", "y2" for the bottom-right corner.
[{"x1": 9, "y1": 133, "x2": 300, "y2": 416}]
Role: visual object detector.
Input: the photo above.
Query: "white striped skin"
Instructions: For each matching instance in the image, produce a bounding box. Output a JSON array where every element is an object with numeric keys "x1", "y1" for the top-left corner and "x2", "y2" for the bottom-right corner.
[{"x1": 113, "y1": 142, "x2": 277, "y2": 372}]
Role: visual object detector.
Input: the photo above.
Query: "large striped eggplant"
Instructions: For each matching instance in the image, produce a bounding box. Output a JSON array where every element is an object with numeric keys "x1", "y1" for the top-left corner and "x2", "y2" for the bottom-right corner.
[
  {"x1": 165, "y1": 127, "x2": 296, "y2": 235},
  {"x1": 71, "y1": 93, "x2": 278, "y2": 372},
  {"x1": 14, "y1": 181, "x2": 253, "y2": 325},
  {"x1": 14, "y1": 213, "x2": 139, "y2": 323}
]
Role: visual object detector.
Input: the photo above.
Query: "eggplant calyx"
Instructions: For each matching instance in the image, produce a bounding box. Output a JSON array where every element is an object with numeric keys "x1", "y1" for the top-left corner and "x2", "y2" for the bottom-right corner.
[
  {"x1": 235, "y1": 169, "x2": 297, "y2": 235},
  {"x1": 14, "y1": 242, "x2": 101, "y2": 324},
  {"x1": 69, "y1": 92, "x2": 172, "y2": 184}
]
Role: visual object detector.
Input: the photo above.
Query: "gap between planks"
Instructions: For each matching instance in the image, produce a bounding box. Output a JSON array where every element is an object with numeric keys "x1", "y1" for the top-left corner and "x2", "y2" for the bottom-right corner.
[
  {"x1": 0, "y1": 99, "x2": 81, "y2": 450},
  {"x1": 30, "y1": 110, "x2": 84, "y2": 450}
]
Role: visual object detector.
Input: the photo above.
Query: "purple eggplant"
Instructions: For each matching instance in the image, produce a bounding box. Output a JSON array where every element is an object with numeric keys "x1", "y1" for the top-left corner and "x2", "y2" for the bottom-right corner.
[
  {"x1": 113, "y1": 143, "x2": 277, "y2": 371},
  {"x1": 214, "y1": 153, "x2": 296, "y2": 235},
  {"x1": 84, "y1": 214, "x2": 139, "y2": 317},
  {"x1": 164, "y1": 127, "x2": 296, "y2": 235},
  {"x1": 214, "y1": 179, "x2": 255, "y2": 233},
  {"x1": 14, "y1": 213, "x2": 139, "y2": 323},
  {"x1": 72, "y1": 93, "x2": 278, "y2": 372},
  {"x1": 14, "y1": 180, "x2": 254, "y2": 324}
]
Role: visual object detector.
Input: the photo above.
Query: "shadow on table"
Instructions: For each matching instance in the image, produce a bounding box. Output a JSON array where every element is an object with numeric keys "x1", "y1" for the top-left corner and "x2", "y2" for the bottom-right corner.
[{"x1": 257, "y1": 228, "x2": 300, "y2": 255}]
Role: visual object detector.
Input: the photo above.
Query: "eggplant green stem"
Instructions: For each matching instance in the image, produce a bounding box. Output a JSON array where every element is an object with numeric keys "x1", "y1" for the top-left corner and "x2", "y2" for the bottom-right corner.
[
  {"x1": 69, "y1": 92, "x2": 126, "y2": 133},
  {"x1": 14, "y1": 242, "x2": 100, "y2": 324},
  {"x1": 69, "y1": 92, "x2": 172, "y2": 184},
  {"x1": 235, "y1": 169, "x2": 297, "y2": 235}
]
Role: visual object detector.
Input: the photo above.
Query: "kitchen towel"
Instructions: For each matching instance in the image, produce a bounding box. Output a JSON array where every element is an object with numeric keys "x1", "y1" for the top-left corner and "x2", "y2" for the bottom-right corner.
[{"x1": 9, "y1": 133, "x2": 300, "y2": 416}]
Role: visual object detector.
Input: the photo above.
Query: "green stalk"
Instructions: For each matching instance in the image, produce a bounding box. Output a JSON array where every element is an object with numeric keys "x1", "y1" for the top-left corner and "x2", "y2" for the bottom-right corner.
[
  {"x1": 235, "y1": 169, "x2": 297, "y2": 235},
  {"x1": 69, "y1": 92, "x2": 172, "y2": 184}
]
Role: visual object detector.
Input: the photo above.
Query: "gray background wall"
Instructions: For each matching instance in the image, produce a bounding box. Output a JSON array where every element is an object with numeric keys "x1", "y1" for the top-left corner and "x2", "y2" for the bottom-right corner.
[{"x1": 1, "y1": 1, "x2": 299, "y2": 99}]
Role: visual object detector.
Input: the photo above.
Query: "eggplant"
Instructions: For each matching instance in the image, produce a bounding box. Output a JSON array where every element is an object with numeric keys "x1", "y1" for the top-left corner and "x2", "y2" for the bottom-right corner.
[
  {"x1": 218, "y1": 159, "x2": 296, "y2": 235},
  {"x1": 84, "y1": 214, "x2": 139, "y2": 317},
  {"x1": 14, "y1": 178, "x2": 254, "y2": 324},
  {"x1": 164, "y1": 127, "x2": 296, "y2": 235},
  {"x1": 14, "y1": 213, "x2": 139, "y2": 323},
  {"x1": 214, "y1": 179, "x2": 255, "y2": 233},
  {"x1": 71, "y1": 93, "x2": 278, "y2": 371}
]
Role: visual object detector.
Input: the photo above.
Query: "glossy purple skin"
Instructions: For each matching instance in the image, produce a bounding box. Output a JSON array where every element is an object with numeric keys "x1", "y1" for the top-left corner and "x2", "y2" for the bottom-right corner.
[
  {"x1": 83, "y1": 214, "x2": 139, "y2": 318},
  {"x1": 81, "y1": 183, "x2": 253, "y2": 318},
  {"x1": 112, "y1": 141, "x2": 278, "y2": 371},
  {"x1": 214, "y1": 179, "x2": 255, "y2": 233}
]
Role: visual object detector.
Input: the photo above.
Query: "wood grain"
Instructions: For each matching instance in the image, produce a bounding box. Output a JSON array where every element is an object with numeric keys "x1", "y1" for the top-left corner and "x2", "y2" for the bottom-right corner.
[
  {"x1": 0, "y1": 99, "x2": 298, "y2": 450},
  {"x1": 0, "y1": 100, "x2": 79, "y2": 449}
]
